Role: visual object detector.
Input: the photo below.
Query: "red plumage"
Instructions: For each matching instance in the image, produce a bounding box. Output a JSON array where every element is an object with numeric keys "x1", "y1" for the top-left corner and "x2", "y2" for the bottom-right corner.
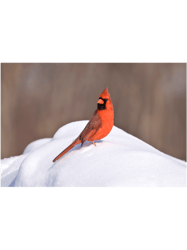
[{"x1": 53, "y1": 88, "x2": 114, "y2": 162}]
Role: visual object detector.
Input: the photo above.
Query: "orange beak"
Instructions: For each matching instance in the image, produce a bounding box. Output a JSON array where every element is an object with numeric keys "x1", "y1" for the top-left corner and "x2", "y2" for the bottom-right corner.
[{"x1": 97, "y1": 99, "x2": 104, "y2": 104}]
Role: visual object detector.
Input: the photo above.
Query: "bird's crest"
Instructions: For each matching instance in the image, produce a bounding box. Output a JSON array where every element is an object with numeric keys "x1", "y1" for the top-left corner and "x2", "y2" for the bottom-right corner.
[{"x1": 99, "y1": 87, "x2": 110, "y2": 99}]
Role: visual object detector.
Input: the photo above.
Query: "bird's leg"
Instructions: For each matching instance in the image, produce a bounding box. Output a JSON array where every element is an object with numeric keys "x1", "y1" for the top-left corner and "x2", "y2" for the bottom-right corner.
[
  {"x1": 92, "y1": 141, "x2": 96, "y2": 146},
  {"x1": 80, "y1": 137, "x2": 85, "y2": 147}
]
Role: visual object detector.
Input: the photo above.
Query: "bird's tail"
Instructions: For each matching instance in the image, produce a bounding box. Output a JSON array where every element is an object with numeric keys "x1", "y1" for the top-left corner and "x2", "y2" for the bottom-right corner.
[{"x1": 53, "y1": 138, "x2": 81, "y2": 162}]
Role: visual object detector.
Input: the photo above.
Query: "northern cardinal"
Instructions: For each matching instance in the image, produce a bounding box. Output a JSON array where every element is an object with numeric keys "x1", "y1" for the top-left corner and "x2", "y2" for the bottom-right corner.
[{"x1": 53, "y1": 87, "x2": 114, "y2": 162}]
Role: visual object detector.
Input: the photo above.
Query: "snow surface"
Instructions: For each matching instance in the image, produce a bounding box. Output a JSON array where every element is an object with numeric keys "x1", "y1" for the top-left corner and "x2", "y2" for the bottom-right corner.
[{"x1": 1, "y1": 121, "x2": 186, "y2": 187}]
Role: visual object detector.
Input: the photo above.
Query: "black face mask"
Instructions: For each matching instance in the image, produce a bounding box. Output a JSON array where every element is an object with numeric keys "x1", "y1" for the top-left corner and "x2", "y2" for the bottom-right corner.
[{"x1": 97, "y1": 97, "x2": 108, "y2": 110}]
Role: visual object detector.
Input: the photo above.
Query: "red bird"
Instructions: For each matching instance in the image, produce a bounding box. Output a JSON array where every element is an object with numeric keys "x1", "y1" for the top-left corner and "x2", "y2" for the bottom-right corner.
[{"x1": 53, "y1": 87, "x2": 114, "y2": 162}]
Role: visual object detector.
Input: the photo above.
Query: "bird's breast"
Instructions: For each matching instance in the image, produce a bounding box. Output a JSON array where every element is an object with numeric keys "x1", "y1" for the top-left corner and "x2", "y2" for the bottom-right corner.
[{"x1": 92, "y1": 109, "x2": 114, "y2": 140}]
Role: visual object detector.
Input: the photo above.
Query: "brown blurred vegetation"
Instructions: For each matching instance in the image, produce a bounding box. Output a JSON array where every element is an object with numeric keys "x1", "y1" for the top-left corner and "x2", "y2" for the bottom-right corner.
[{"x1": 1, "y1": 63, "x2": 186, "y2": 160}]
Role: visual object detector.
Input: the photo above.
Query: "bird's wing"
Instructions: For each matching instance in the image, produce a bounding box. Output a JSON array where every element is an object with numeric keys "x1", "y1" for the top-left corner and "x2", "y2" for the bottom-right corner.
[{"x1": 79, "y1": 111, "x2": 102, "y2": 143}]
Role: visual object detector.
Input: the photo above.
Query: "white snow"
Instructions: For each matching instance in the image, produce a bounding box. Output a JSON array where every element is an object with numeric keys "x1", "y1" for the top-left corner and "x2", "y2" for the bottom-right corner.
[{"x1": 1, "y1": 121, "x2": 186, "y2": 187}]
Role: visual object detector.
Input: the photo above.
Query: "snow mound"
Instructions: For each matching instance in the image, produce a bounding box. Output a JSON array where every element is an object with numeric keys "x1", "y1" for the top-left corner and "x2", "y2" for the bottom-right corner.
[{"x1": 1, "y1": 121, "x2": 186, "y2": 187}]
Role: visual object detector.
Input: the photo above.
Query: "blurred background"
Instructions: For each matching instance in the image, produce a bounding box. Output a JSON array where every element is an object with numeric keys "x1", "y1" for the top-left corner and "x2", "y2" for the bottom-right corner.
[{"x1": 1, "y1": 63, "x2": 186, "y2": 160}]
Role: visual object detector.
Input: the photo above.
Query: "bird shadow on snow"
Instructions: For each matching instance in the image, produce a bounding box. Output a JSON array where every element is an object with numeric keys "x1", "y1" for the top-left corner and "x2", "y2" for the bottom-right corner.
[
  {"x1": 9, "y1": 177, "x2": 16, "y2": 187},
  {"x1": 49, "y1": 140, "x2": 103, "y2": 170}
]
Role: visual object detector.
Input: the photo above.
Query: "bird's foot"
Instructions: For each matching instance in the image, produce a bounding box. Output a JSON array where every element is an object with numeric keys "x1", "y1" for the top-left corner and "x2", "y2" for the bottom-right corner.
[{"x1": 92, "y1": 141, "x2": 96, "y2": 146}]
